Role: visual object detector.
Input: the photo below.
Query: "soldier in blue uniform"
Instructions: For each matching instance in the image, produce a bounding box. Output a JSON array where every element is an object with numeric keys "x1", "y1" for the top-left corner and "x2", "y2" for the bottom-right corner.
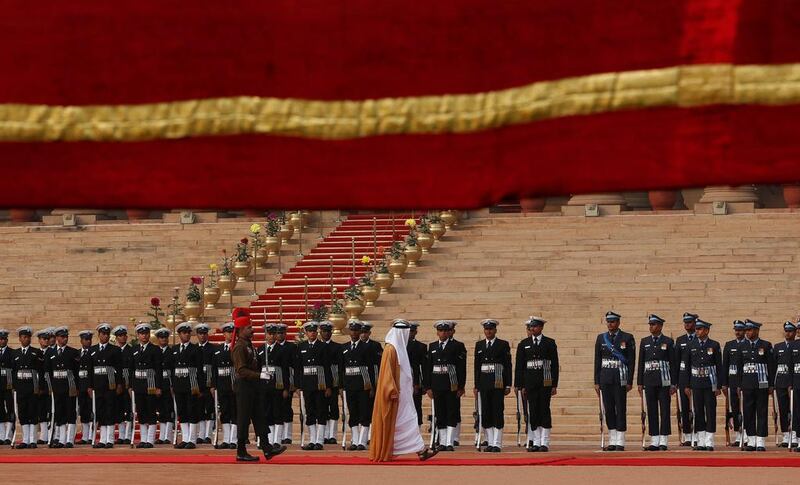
[
  {"x1": 257, "y1": 323, "x2": 280, "y2": 449},
  {"x1": 131, "y1": 322, "x2": 162, "y2": 448},
  {"x1": 36, "y1": 327, "x2": 54, "y2": 445},
  {"x1": 773, "y1": 321, "x2": 795, "y2": 447},
  {"x1": 636, "y1": 314, "x2": 676, "y2": 451},
  {"x1": 514, "y1": 316, "x2": 559, "y2": 452},
  {"x1": 0, "y1": 329, "x2": 14, "y2": 445},
  {"x1": 211, "y1": 321, "x2": 237, "y2": 449},
  {"x1": 75, "y1": 330, "x2": 94, "y2": 445},
  {"x1": 319, "y1": 321, "x2": 342, "y2": 444},
  {"x1": 90, "y1": 323, "x2": 123, "y2": 448},
  {"x1": 195, "y1": 323, "x2": 218, "y2": 444},
  {"x1": 424, "y1": 320, "x2": 467, "y2": 451},
  {"x1": 295, "y1": 321, "x2": 332, "y2": 450},
  {"x1": 790, "y1": 324, "x2": 800, "y2": 451},
  {"x1": 473, "y1": 319, "x2": 511, "y2": 452},
  {"x1": 13, "y1": 326, "x2": 44, "y2": 448},
  {"x1": 275, "y1": 323, "x2": 297, "y2": 444},
  {"x1": 675, "y1": 312, "x2": 698, "y2": 446},
  {"x1": 594, "y1": 311, "x2": 635, "y2": 451},
  {"x1": 341, "y1": 321, "x2": 377, "y2": 450},
  {"x1": 154, "y1": 327, "x2": 176, "y2": 444},
  {"x1": 46, "y1": 327, "x2": 80, "y2": 448},
  {"x1": 720, "y1": 320, "x2": 747, "y2": 447},
  {"x1": 172, "y1": 322, "x2": 205, "y2": 449},
  {"x1": 682, "y1": 319, "x2": 722, "y2": 450},
  {"x1": 113, "y1": 325, "x2": 134, "y2": 445},
  {"x1": 735, "y1": 319, "x2": 775, "y2": 451},
  {"x1": 407, "y1": 322, "x2": 427, "y2": 427}
]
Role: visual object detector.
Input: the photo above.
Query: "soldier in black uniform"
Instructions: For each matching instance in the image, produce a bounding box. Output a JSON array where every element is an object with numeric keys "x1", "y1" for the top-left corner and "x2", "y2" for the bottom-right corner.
[
  {"x1": 259, "y1": 324, "x2": 286, "y2": 449},
  {"x1": 195, "y1": 323, "x2": 218, "y2": 444},
  {"x1": 720, "y1": 320, "x2": 747, "y2": 447},
  {"x1": 473, "y1": 319, "x2": 511, "y2": 452},
  {"x1": 172, "y1": 322, "x2": 205, "y2": 449},
  {"x1": 594, "y1": 311, "x2": 636, "y2": 451},
  {"x1": 515, "y1": 317, "x2": 559, "y2": 452},
  {"x1": 36, "y1": 327, "x2": 54, "y2": 445},
  {"x1": 46, "y1": 327, "x2": 80, "y2": 448},
  {"x1": 319, "y1": 321, "x2": 342, "y2": 444},
  {"x1": 637, "y1": 314, "x2": 676, "y2": 451},
  {"x1": 131, "y1": 322, "x2": 162, "y2": 448},
  {"x1": 154, "y1": 327, "x2": 176, "y2": 445},
  {"x1": 212, "y1": 322, "x2": 237, "y2": 449},
  {"x1": 425, "y1": 320, "x2": 467, "y2": 451},
  {"x1": 12, "y1": 326, "x2": 43, "y2": 448},
  {"x1": 295, "y1": 321, "x2": 332, "y2": 450},
  {"x1": 773, "y1": 321, "x2": 795, "y2": 447},
  {"x1": 735, "y1": 319, "x2": 775, "y2": 451},
  {"x1": 407, "y1": 322, "x2": 427, "y2": 427},
  {"x1": 113, "y1": 325, "x2": 134, "y2": 445},
  {"x1": 90, "y1": 323, "x2": 123, "y2": 448},
  {"x1": 682, "y1": 319, "x2": 722, "y2": 451},
  {"x1": 448, "y1": 322, "x2": 465, "y2": 445},
  {"x1": 341, "y1": 321, "x2": 375, "y2": 450},
  {"x1": 0, "y1": 329, "x2": 14, "y2": 445},
  {"x1": 675, "y1": 312, "x2": 698, "y2": 446},
  {"x1": 359, "y1": 321, "x2": 382, "y2": 446},
  {"x1": 275, "y1": 323, "x2": 296, "y2": 444},
  {"x1": 75, "y1": 330, "x2": 94, "y2": 445},
  {"x1": 790, "y1": 325, "x2": 800, "y2": 451}
]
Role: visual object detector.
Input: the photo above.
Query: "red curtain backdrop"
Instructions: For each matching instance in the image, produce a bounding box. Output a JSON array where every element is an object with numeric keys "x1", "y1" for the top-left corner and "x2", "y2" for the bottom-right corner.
[{"x1": 1, "y1": 0, "x2": 799, "y2": 209}]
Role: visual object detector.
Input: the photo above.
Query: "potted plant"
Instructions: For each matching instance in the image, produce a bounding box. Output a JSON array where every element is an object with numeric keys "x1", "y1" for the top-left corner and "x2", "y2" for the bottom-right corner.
[
  {"x1": 373, "y1": 260, "x2": 394, "y2": 294},
  {"x1": 440, "y1": 210, "x2": 458, "y2": 229},
  {"x1": 416, "y1": 217, "x2": 435, "y2": 253},
  {"x1": 184, "y1": 276, "x2": 204, "y2": 322},
  {"x1": 249, "y1": 223, "x2": 268, "y2": 268},
  {"x1": 165, "y1": 287, "x2": 184, "y2": 331},
  {"x1": 309, "y1": 301, "x2": 329, "y2": 322},
  {"x1": 218, "y1": 250, "x2": 238, "y2": 298},
  {"x1": 264, "y1": 213, "x2": 282, "y2": 256},
  {"x1": 232, "y1": 238, "x2": 253, "y2": 282},
  {"x1": 147, "y1": 297, "x2": 165, "y2": 330},
  {"x1": 404, "y1": 230, "x2": 422, "y2": 267},
  {"x1": 204, "y1": 263, "x2": 221, "y2": 309},
  {"x1": 328, "y1": 294, "x2": 347, "y2": 333},
  {"x1": 278, "y1": 211, "x2": 294, "y2": 243},
  {"x1": 648, "y1": 190, "x2": 678, "y2": 211},
  {"x1": 359, "y1": 271, "x2": 380, "y2": 307},
  {"x1": 387, "y1": 240, "x2": 408, "y2": 279},
  {"x1": 425, "y1": 213, "x2": 446, "y2": 240},
  {"x1": 343, "y1": 277, "x2": 365, "y2": 321}
]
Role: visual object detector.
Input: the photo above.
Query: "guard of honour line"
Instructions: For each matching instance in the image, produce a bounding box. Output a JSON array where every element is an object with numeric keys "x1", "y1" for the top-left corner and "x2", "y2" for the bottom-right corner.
[{"x1": 0, "y1": 310, "x2": 798, "y2": 461}]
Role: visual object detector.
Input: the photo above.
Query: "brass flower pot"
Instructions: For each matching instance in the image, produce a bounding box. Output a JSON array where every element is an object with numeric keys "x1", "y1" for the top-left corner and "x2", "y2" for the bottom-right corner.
[
  {"x1": 329, "y1": 312, "x2": 347, "y2": 335},
  {"x1": 218, "y1": 274, "x2": 237, "y2": 298},
  {"x1": 440, "y1": 210, "x2": 457, "y2": 229},
  {"x1": 203, "y1": 287, "x2": 221, "y2": 310},
  {"x1": 430, "y1": 222, "x2": 446, "y2": 241},
  {"x1": 279, "y1": 223, "x2": 294, "y2": 243},
  {"x1": 289, "y1": 212, "x2": 303, "y2": 230},
  {"x1": 264, "y1": 236, "x2": 282, "y2": 256},
  {"x1": 255, "y1": 247, "x2": 269, "y2": 268},
  {"x1": 165, "y1": 314, "x2": 184, "y2": 330},
  {"x1": 361, "y1": 285, "x2": 380, "y2": 307},
  {"x1": 388, "y1": 255, "x2": 408, "y2": 279},
  {"x1": 374, "y1": 272, "x2": 394, "y2": 294},
  {"x1": 344, "y1": 299, "x2": 365, "y2": 321},
  {"x1": 417, "y1": 233, "x2": 434, "y2": 254},
  {"x1": 404, "y1": 244, "x2": 422, "y2": 267},
  {"x1": 183, "y1": 300, "x2": 203, "y2": 322},
  {"x1": 233, "y1": 260, "x2": 252, "y2": 283}
]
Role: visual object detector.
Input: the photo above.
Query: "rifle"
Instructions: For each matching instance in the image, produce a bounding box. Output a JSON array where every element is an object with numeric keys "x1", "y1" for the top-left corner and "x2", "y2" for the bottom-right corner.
[
  {"x1": 724, "y1": 388, "x2": 732, "y2": 447},
  {"x1": 640, "y1": 388, "x2": 647, "y2": 450},
  {"x1": 789, "y1": 390, "x2": 794, "y2": 451},
  {"x1": 212, "y1": 389, "x2": 221, "y2": 448},
  {"x1": 598, "y1": 388, "x2": 607, "y2": 450},
  {"x1": 474, "y1": 395, "x2": 482, "y2": 451},
  {"x1": 428, "y1": 394, "x2": 437, "y2": 449},
  {"x1": 772, "y1": 388, "x2": 780, "y2": 447},
  {"x1": 11, "y1": 390, "x2": 19, "y2": 448},
  {"x1": 341, "y1": 389, "x2": 349, "y2": 450},
  {"x1": 90, "y1": 389, "x2": 97, "y2": 446},
  {"x1": 129, "y1": 388, "x2": 137, "y2": 448},
  {"x1": 675, "y1": 392, "x2": 684, "y2": 445},
  {"x1": 47, "y1": 389, "x2": 55, "y2": 446},
  {"x1": 688, "y1": 389, "x2": 696, "y2": 448},
  {"x1": 739, "y1": 388, "x2": 745, "y2": 450},
  {"x1": 299, "y1": 391, "x2": 306, "y2": 447},
  {"x1": 515, "y1": 389, "x2": 522, "y2": 447}
]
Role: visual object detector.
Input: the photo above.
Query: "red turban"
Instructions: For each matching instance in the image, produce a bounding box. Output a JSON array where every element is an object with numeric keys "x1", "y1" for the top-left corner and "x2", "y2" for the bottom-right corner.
[{"x1": 230, "y1": 308, "x2": 251, "y2": 349}]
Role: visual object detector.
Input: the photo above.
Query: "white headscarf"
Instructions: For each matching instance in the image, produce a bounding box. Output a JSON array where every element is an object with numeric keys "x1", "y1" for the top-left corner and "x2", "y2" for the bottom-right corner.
[{"x1": 383, "y1": 324, "x2": 424, "y2": 455}]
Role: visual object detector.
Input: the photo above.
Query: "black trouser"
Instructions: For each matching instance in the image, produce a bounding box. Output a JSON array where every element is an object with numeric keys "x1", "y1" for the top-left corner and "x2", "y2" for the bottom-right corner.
[
  {"x1": 792, "y1": 388, "x2": 800, "y2": 437},
  {"x1": 77, "y1": 390, "x2": 92, "y2": 423},
  {"x1": 236, "y1": 381, "x2": 269, "y2": 452},
  {"x1": 157, "y1": 389, "x2": 174, "y2": 423},
  {"x1": 678, "y1": 386, "x2": 691, "y2": 434},
  {"x1": 302, "y1": 390, "x2": 326, "y2": 425},
  {"x1": 116, "y1": 388, "x2": 131, "y2": 424},
  {"x1": 776, "y1": 387, "x2": 791, "y2": 432},
  {"x1": 200, "y1": 389, "x2": 215, "y2": 421},
  {"x1": 478, "y1": 389, "x2": 505, "y2": 429},
  {"x1": 17, "y1": 391, "x2": 37, "y2": 425},
  {"x1": 600, "y1": 385, "x2": 628, "y2": 431},
  {"x1": 346, "y1": 389, "x2": 371, "y2": 427},
  {"x1": 0, "y1": 390, "x2": 14, "y2": 422},
  {"x1": 644, "y1": 386, "x2": 671, "y2": 436},
  {"x1": 526, "y1": 386, "x2": 553, "y2": 429},
  {"x1": 174, "y1": 391, "x2": 200, "y2": 424},
  {"x1": 37, "y1": 391, "x2": 50, "y2": 423},
  {"x1": 691, "y1": 387, "x2": 716, "y2": 433},
  {"x1": 281, "y1": 391, "x2": 294, "y2": 423},
  {"x1": 269, "y1": 389, "x2": 285, "y2": 425},
  {"x1": 95, "y1": 388, "x2": 117, "y2": 426},
  {"x1": 413, "y1": 388, "x2": 423, "y2": 426},
  {"x1": 135, "y1": 392, "x2": 158, "y2": 424},
  {"x1": 219, "y1": 391, "x2": 236, "y2": 424},
  {"x1": 326, "y1": 388, "x2": 339, "y2": 421},
  {"x1": 742, "y1": 388, "x2": 769, "y2": 437},
  {"x1": 726, "y1": 386, "x2": 742, "y2": 432},
  {"x1": 52, "y1": 392, "x2": 77, "y2": 426},
  {"x1": 433, "y1": 390, "x2": 459, "y2": 428}
]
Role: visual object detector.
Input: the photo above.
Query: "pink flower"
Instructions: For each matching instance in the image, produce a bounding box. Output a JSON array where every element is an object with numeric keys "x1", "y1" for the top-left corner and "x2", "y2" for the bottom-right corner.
[
  {"x1": 347, "y1": 277, "x2": 358, "y2": 287},
  {"x1": 190, "y1": 276, "x2": 202, "y2": 285},
  {"x1": 313, "y1": 301, "x2": 324, "y2": 309},
  {"x1": 267, "y1": 212, "x2": 277, "y2": 220},
  {"x1": 150, "y1": 297, "x2": 160, "y2": 307}
]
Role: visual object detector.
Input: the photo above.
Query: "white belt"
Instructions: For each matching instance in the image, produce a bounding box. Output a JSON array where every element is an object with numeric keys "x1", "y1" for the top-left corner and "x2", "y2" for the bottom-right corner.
[
  {"x1": 93, "y1": 366, "x2": 109, "y2": 375},
  {"x1": 345, "y1": 366, "x2": 362, "y2": 376},
  {"x1": 260, "y1": 366, "x2": 273, "y2": 380},
  {"x1": 644, "y1": 361, "x2": 662, "y2": 371},
  {"x1": 0, "y1": 368, "x2": 8, "y2": 376},
  {"x1": 526, "y1": 360, "x2": 544, "y2": 369},
  {"x1": 728, "y1": 365, "x2": 737, "y2": 375},
  {"x1": 78, "y1": 370, "x2": 88, "y2": 378},
  {"x1": 174, "y1": 367, "x2": 190, "y2": 378},
  {"x1": 52, "y1": 370, "x2": 69, "y2": 379},
  {"x1": 777, "y1": 364, "x2": 789, "y2": 374},
  {"x1": 480, "y1": 363, "x2": 496, "y2": 372},
  {"x1": 16, "y1": 370, "x2": 34, "y2": 379},
  {"x1": 691, "y1": 367, "x2": 712, "y2": 377},
  {"x1": 303, "y1": 366, "x2": 319, "y2": 375},
  {"x1": 601, "y1": 359, "x2": 620, "y2": 369},
  {"x1": 432, "y1": 365, "x2": 449, "y2": 374},
  {"x1": 162, "y1": 370, "x2": 171, "y2": 379},
  {"x1": 218, "y1": 367, "x2": 232, "y2": 377},
  {"x1": 743, "y1": 363, "x2": 758, "y2": 373},
  {"x1": 795, "y1": 363, "x2": 800, "y2": 373},
  {"x1": 134, "y1": 369, "x2": 151, "y2": 379}
]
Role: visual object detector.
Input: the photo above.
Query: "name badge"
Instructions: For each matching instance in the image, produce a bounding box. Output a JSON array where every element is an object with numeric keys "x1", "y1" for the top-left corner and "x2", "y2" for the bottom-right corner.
[
  {"x1": 661, "y1": 343, "x2": 668, "y2": 350},
  {"x1": 620, "y1": 342, "x2": 626, "y2": 349},
  {"x1": 707, "y1": 348, "x2": 714, "y2": 355},
  {"x1": 758, "y1": 348, "x2": 764, "y2": 355}
]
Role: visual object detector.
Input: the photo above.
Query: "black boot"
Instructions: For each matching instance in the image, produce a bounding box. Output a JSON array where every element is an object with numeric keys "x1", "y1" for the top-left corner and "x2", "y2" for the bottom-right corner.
[{"x1": 236, "y1": 442, "x2": 259, "y2": 462}]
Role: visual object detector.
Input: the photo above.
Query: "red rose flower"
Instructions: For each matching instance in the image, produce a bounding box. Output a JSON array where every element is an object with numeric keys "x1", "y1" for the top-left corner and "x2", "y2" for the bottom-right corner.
[
  {"x1": 313, "y1": 301, "x2": 324, "y2": 309},
  {"x1": 347, "y1": 277, "x2": 358, "y2": 287},
  {"x1": 241, "y1": 237, "x2": 249, "y2": 244},
  {"x1": 150, "y1": 297, "x2": 160, "y2": 307},
  {"x1": 190, "y1": 276, "x2": 202, "y2": 285}
]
